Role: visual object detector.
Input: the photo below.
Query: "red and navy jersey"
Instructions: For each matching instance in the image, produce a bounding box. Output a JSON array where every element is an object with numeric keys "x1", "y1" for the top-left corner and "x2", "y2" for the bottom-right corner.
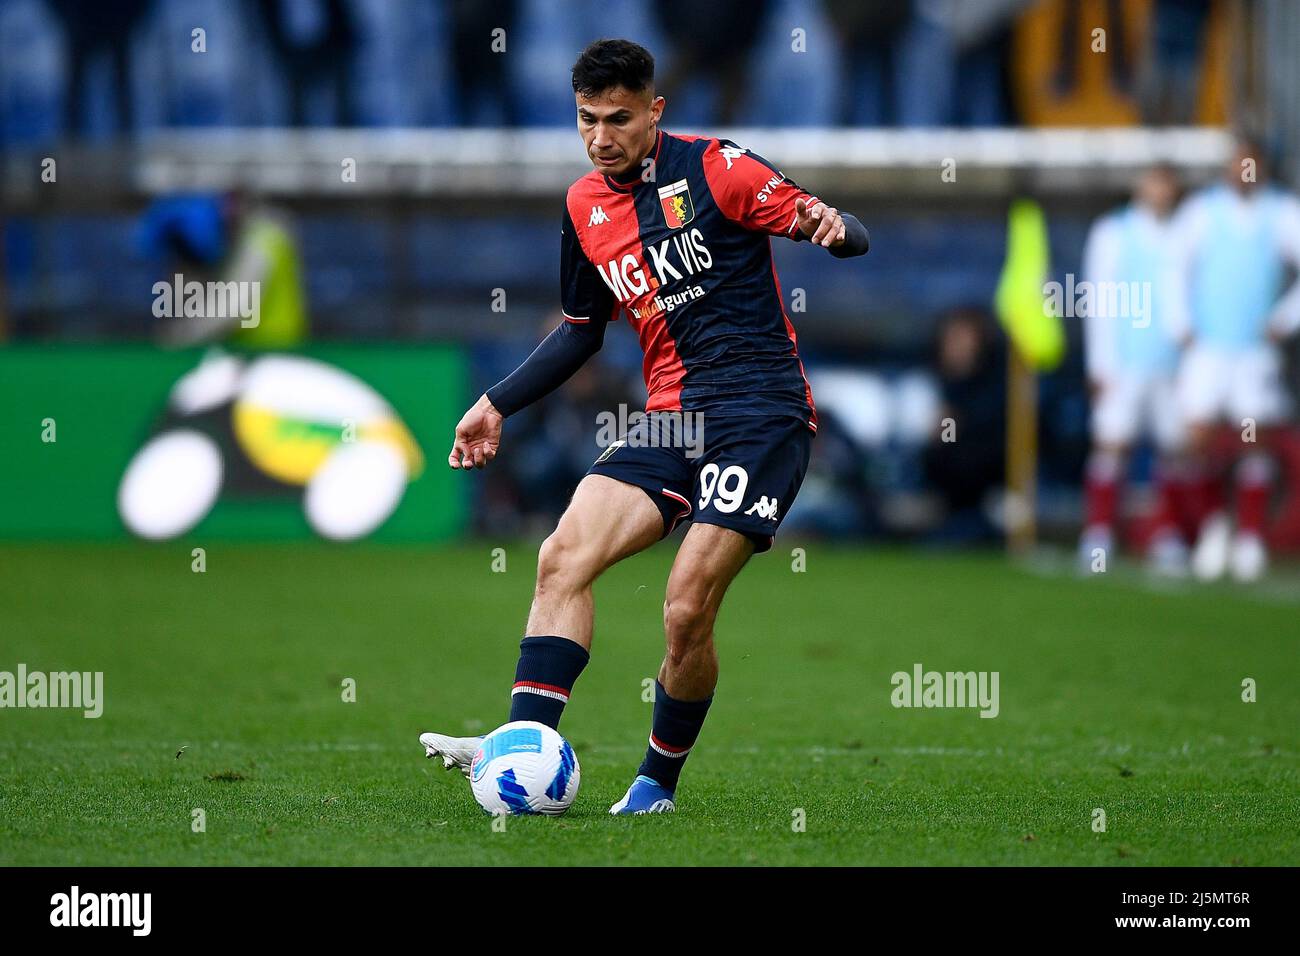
[{"x1": 561, "y1": 129, "x2": 820, "y2": 429}]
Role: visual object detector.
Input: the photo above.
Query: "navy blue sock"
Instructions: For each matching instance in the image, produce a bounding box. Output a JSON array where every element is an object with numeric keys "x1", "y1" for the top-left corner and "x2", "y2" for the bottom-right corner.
[
  {"x1": 508, "y1": 635, "x2": 589, "y2": 729},
  {"x1": 637, "y1": 680, "x2": 713, "y2": 792}
]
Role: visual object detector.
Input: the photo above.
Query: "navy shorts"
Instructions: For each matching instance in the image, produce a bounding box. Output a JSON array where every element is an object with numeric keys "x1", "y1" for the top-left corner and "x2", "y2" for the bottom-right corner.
[{"x1": 587, "y1": 412, "x2": 813, "y2": 553}]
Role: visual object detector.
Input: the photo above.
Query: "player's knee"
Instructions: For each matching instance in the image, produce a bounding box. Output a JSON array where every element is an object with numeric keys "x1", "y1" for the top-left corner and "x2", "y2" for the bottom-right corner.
[
  {"x1": 535, "y1": 530, "x2": 595, "y2": 597},
  {"x1": 662, "y1": 593, "x2": 713, "y2": 657}
]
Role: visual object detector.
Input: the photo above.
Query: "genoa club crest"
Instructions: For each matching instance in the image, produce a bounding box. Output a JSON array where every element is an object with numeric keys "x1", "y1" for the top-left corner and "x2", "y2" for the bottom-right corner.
[{"x1": 657, "y1": 179, "x2": 694, "y2": 229}]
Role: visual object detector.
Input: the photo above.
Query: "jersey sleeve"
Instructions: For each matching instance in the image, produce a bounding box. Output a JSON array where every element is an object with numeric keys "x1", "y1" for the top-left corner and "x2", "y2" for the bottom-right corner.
[
  {"x1": 561, "y1": 203, "x2": 620, "y2": 324},
  {"x1": 700, "y1": 138, "x2": 819, "y2": 240}
]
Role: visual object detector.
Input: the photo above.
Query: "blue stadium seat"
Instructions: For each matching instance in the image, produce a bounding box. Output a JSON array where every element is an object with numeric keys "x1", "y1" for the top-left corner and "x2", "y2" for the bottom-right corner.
[{"x1": 0, "y1": 0, "x2": 64, "y2": 145}]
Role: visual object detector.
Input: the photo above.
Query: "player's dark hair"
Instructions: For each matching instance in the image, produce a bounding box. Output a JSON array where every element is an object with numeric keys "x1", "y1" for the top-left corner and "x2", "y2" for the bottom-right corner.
[{"x1": 571, "y1": 39, "x2": 654, "y2": 98}]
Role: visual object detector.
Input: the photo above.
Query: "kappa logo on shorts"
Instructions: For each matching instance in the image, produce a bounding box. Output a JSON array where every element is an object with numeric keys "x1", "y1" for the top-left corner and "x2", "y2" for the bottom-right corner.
[
  {"x1": 594, "y1": 440, "x2": 625, "y2": 465},
  {"x1": 744, "y1": 495, "x2": 779, "y2": 521}
]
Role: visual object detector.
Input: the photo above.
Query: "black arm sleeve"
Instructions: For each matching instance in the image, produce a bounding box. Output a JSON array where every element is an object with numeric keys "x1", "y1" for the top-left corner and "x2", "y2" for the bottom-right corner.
[
  {"x1": 484, "y1": 202, "x2": 617, "y2": 418},
  {"x1": 829, "y1": 213, "x2": 870, "y2": 259},
  {"x1": 485, "y1": 318, "x2": 607, "y2": 418}
]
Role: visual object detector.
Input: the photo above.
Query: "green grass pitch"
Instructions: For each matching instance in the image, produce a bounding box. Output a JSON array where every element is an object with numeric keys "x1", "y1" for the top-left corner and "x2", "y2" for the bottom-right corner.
[{"x1": 1, "y1": 541, "x2": 1296, "y2": 866}]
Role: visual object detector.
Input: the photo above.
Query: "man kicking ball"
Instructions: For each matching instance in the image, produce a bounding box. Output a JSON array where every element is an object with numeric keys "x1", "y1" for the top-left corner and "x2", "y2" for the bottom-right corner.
[{"x1": 421, "y1": 38, "x2": 869, "y2": 814}]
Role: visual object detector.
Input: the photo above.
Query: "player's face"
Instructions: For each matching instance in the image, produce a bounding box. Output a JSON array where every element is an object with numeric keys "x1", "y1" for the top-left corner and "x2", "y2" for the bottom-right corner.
[
  {"x1": 1136, "y1": 169, "x2": 1177, "y2": 217},
  {"x1": 939, "y1": 318, "x2": 982, "y2": 379},
  {"x1": 576, "y1": 86, "x2": 664, "y2": 179}
]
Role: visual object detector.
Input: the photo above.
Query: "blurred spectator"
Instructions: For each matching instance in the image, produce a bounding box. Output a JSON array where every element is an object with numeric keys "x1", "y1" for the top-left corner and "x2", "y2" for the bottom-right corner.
[
  {"x1": 448, "y1": 0, "x2": 519, "y2": 125},
  {"x1": 138, "y1": 192, "x2": 308, "y2": 349},
  {"x1": 651, "y1": 0, "x2": 770, "y2": 126},
  {"x1": 890, "y1": 0, "x2": 1018, "y2": 127},
  {"x1": 823, "y1": 0, "x2": 913, "y2": 126},
  {"x1": 47, "y1": 0, "x2": 152, "y2": 135},
  {"x1": 256, "y1": 0, "x2": 358, "y2": 126},
  {"x1": 923, "y1": 307, "x2": 1007, "y2": 542},
  {"x1": 1137, "y1": 0, "x2": 1211, "y2": 125}
]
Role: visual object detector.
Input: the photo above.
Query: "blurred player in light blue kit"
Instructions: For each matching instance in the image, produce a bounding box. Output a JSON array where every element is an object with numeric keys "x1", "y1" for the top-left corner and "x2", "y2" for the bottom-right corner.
[
  {"x1": 1165, "y1": 135, "x2": 1300, "y2": 581},
  {"x1": 1080, "y1": 164, "x2": 1189, "y2": 575}
]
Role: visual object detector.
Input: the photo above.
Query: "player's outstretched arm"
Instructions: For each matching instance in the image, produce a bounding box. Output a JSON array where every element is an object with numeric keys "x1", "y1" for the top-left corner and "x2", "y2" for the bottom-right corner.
[
  {"x1": 794, "y1": 198, "x2": 870, "y2": 258},
  {"x1": 447, "y1": 317, "x2": 607, "y2": 470},
  {"x1": 701, "y1": 139, "x2": 868, "y2": 258}
]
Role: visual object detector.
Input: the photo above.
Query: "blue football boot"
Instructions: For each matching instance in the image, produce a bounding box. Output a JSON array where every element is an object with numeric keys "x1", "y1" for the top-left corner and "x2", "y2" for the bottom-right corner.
[{"x1": 609, "y1": 775, "x2": 676, "y2": 815}]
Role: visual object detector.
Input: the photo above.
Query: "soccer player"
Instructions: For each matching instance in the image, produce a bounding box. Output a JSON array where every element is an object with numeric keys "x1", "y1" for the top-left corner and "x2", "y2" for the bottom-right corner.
[
  {"x1": 1078, "y1": 165, "x2": 1189, "y2": 575},
  {"x1": 1165, "y1": 136, "x2": 1300, "y2": 582},
  {"x1": 420, "y1": 39, "x2": 869, "y2": 814}
]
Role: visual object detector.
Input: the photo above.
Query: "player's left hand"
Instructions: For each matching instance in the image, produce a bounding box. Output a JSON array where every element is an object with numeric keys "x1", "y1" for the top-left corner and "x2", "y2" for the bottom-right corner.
[{"x1": 795, "y1": 198, "x2": 845, "y2": 248}]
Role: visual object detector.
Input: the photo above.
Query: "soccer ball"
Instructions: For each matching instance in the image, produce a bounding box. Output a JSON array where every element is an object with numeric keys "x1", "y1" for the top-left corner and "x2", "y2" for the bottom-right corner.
[{"x1": 469, "y1": 720, "x2": 581, "y2": 816}]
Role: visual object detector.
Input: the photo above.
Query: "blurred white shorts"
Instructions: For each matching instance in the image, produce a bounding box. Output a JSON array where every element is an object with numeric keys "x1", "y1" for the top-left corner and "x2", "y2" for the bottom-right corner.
[
  {"x1": 1092, "y1": 373, "x2": 1185, "y2": 451},
  {"x1": 1177, "y1": 343, "x2": 1290, "y2": 427}
]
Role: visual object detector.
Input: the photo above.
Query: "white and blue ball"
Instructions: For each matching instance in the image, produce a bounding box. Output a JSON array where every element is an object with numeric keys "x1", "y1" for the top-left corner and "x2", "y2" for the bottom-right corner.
[{"x1": 469, "y1": 720, "x2": 581, "y2": 816}]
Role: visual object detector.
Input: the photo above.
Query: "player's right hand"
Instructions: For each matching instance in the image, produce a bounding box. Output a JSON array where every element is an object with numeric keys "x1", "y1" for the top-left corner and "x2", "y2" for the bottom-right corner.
[
  {"x1": 795, "y1": 198, "x2": 846, "y2": 248},
  {"x1": 448, "y1": 394, "x2": 503, "y2": 470}
]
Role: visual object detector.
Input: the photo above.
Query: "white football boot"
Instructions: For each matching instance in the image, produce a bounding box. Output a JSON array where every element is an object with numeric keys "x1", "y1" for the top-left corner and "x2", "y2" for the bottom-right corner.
[
  {"x1": 419, "y1": 731, "x2": 484, "y2": 778},
  {"x1": 1229, "y1": 532, "x2": 1268, "y2": 583},
  {"x1": 1192, "y1": 512, "x2": 1231, "y2": 582}
]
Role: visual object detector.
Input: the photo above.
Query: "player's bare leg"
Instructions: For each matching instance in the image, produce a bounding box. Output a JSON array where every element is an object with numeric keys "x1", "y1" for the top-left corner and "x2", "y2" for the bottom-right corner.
[
  {"x1": 525, "y1": 474, "x2": 665, "y2": 650},
  {"x1": 658, "y1": 523, "x2": 753, "y2": 698},
  {"x1": 422, "y1": 475, "x2": 663, "y2": 773},
  {"x1": 611, "y1": 522, "x2": 754, "y2": 814}
]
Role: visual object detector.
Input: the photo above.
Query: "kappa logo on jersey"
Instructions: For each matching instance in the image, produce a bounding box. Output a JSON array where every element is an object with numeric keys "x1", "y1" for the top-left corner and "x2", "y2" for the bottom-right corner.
[
  {"x1": 588, "y1": 205, "x2": 610, "y2": 226},
  {"x1": 744, "y1": 495, "x2": 779, "y2": 520},
  {"x1": 657, "y1": 179, "x2": 694, "y2": 229},
  {"x1": 719, "y1": 145, "x2": 748, "y2": 169}
]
